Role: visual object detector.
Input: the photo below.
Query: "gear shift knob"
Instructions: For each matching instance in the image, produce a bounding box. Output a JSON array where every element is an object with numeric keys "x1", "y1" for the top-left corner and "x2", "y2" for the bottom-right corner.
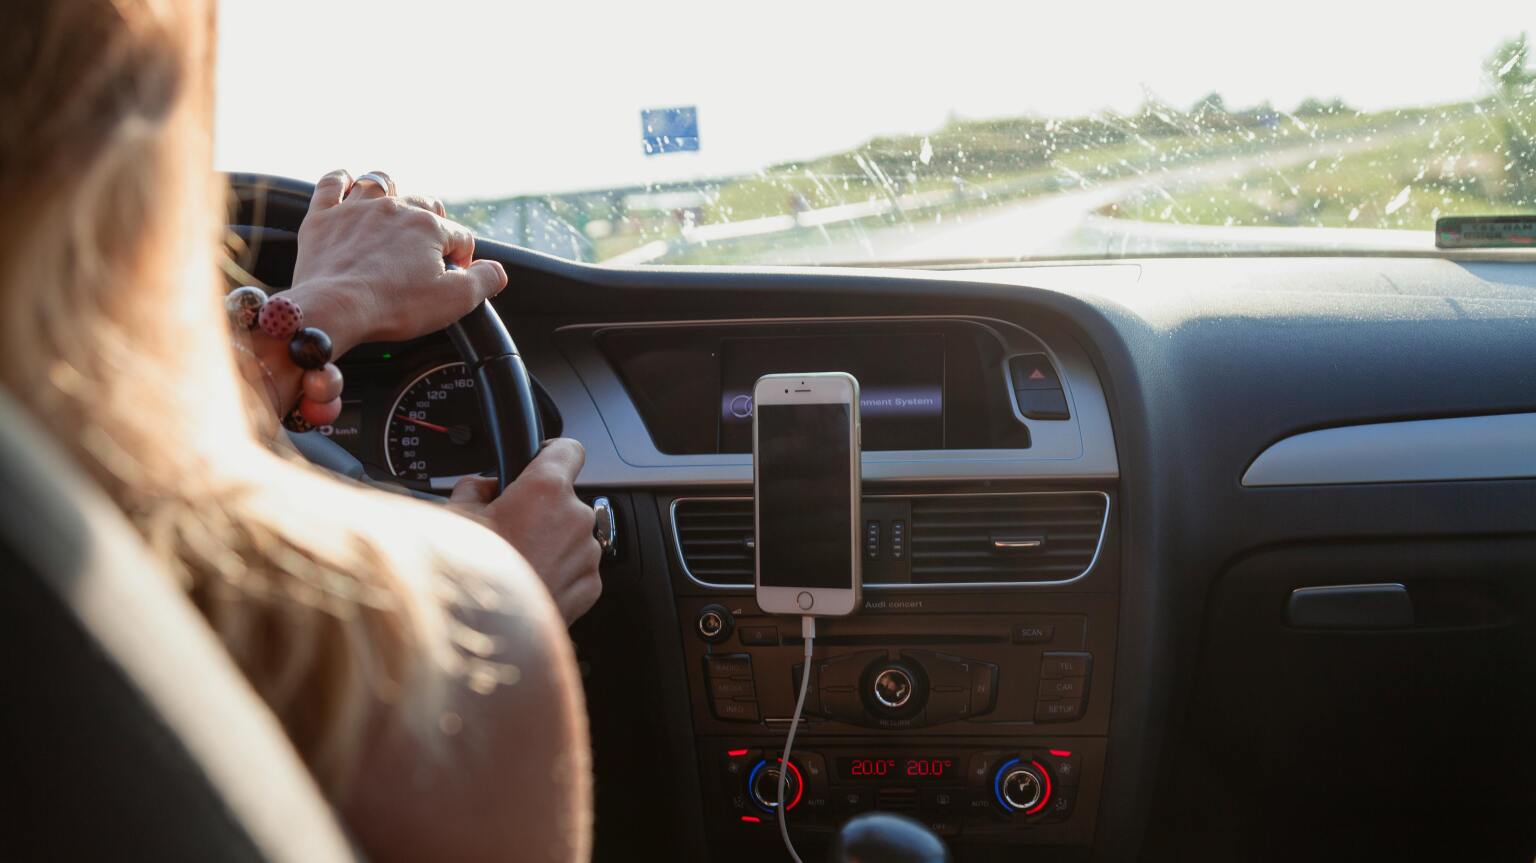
[{"x1": 828, "y1": 812, "x2": 949, "y2": 863}]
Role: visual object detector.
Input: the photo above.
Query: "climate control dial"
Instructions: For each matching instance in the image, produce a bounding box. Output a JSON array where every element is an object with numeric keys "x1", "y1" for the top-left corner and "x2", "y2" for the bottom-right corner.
[
  {"x1": 748, "y1": 758, "x2": 804, "y2": 813},
  {"x1": 994, "y1": 757, "x2": 1052, "y2": 815}
]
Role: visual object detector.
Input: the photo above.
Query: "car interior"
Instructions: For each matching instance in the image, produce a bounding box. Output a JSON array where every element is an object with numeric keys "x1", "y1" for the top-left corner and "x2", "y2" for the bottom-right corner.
[
  {"x1": 10, "y1": 165, "x2": 1532, "y2": 862},
  {"x1": 5, "y1": 6, "x2": 1536, "y2": 861}
]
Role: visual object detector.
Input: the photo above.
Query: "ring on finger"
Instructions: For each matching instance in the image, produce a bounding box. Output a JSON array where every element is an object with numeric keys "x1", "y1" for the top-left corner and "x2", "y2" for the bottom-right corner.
[{"x1": 351, "y1": 170, "x2": 396, "y2": 197}]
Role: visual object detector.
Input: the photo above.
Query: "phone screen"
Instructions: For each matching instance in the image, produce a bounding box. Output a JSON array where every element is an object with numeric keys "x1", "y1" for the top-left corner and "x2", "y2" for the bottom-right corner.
[{"x1": 756, "y1": 402, "x2": 853, "y2": 589}]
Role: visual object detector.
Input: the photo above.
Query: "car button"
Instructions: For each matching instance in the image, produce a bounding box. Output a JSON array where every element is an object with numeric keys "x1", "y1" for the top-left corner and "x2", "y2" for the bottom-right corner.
[
  {"x1": 1009, "y1": 354, "x2": 1062, "y2": 390},
  {"x1": 1038, "y1": 676, "x2": 1086, "y2": 699}
]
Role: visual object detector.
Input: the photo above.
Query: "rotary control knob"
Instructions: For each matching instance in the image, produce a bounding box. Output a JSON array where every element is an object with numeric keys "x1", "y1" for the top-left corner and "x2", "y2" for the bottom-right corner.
[
  {"x1": 994, "y1": 758, "x2": 1052, "y2": 814},
  {"x1": 748, "y1": 758, "x2": 804, "y2": 813},
  {"x1": 865, "y1": 660, "x2": 925, "y2": 718},
  {"x1": 872, "y1": 666, "x2": 914, "y2": 709},
  {"x1": 696, "y1": 604, "x2": 733, "y2": 643}
]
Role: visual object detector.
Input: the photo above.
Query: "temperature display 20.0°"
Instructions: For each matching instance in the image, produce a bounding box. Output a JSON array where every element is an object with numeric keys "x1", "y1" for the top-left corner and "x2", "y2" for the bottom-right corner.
[{"x1": 838, "y1": 756, "x2": 957, "y2": 782}]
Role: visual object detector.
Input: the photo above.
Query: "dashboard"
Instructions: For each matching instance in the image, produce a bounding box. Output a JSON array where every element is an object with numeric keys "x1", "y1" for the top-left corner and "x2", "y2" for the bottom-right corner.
[{"x1": 233, "y1": 177, "x2": 1536, "y2": 863}]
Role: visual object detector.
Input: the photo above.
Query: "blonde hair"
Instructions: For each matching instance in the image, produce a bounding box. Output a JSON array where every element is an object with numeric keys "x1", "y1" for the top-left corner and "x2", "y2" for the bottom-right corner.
[{"x1": 0, "y1": 0, "x2": 493, "y2": 794}]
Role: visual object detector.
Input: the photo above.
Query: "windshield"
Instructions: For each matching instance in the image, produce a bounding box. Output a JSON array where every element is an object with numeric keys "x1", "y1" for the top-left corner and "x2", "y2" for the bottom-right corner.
[{"x1": 216, "y1": 1, "x2": 1536, "y2": 266}]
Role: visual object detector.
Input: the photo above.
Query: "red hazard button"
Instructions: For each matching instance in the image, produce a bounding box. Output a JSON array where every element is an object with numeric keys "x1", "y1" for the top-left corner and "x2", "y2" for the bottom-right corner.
[{"x1": 1008, "y1": 354, "x2": 1061, "y2": 390}]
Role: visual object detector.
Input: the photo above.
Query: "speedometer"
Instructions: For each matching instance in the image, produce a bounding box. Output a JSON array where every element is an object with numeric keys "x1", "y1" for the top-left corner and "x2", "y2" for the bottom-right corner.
[{"x1": 384, "y1": 362, "x2": 493, "y2": 485}]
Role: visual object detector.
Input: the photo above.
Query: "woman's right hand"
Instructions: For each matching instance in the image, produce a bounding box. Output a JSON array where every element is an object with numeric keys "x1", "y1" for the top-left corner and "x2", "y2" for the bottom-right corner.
[
  {"x1": 287, "y1": 169, "x2": 508, "y2": 358},
  {"x1": 449, "y1": 439, "x2": 603, "y2": 624}
]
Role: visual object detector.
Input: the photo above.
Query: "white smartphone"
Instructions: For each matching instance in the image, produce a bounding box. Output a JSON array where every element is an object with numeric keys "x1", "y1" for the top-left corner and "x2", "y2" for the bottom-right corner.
[{"x1": 753, "y1": 372, "x2": 862, "y2": 617}]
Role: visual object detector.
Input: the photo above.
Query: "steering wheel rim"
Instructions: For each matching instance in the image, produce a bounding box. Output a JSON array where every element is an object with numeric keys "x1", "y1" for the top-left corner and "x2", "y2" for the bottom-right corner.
[
  {"x1": 444, "y1": 288, "x2": 543, "y2": 491},
  {"x1": 228, "y1": 175, "x2": 542, "y2": 491}
]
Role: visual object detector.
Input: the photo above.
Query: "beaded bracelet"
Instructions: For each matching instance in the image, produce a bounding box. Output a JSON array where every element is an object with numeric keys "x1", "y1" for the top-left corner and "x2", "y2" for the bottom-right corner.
[{"x1": 225, "y1": 286, "x2": 344, "y2": 433}]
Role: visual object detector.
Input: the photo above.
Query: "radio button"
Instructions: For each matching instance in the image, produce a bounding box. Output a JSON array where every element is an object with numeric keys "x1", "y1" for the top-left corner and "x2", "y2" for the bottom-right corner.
[
  {"x1": 705, "y1": 654, "x2": 753, "y2": 678},
  {"x1": 1038, "y1": 676, "x2": 1086, "y2": 699},
  {"x1": 1035, "y1": 698, "x2": 1083, "y2": 722}
]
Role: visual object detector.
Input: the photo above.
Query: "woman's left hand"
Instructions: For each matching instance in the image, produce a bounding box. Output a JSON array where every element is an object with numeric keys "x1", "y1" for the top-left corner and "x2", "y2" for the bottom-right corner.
[{"x1": 286, "y1": 169, "x2": 508, "y2": 357}]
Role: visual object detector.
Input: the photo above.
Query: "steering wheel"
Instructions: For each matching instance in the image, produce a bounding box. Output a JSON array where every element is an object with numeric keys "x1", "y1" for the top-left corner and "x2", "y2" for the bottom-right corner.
[{"x1": 442, "y1": 285, "x2": 543, "y2": 490}]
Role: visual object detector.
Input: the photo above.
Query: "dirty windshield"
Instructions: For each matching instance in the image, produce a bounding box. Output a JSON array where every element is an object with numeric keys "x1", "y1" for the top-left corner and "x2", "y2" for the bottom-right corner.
[{"x1": 215, "y1": 1, "x2": 1536, "y2": 265}]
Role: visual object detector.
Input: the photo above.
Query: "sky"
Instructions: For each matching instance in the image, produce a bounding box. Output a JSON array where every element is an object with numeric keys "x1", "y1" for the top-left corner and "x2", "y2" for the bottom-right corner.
[{"x1": 214, "y1": 0, "x2": 1534, "y2": 201}]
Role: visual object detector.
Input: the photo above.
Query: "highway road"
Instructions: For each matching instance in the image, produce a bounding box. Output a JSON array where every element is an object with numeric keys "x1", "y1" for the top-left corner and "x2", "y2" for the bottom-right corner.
[{"x1": 670, "y1": 130, "x2": 1428, "y2": 266}]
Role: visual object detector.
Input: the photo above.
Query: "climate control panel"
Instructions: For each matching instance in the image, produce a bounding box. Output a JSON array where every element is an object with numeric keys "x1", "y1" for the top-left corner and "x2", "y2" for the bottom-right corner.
[
  {"x1": 676, "y1": 594, "x2": 1117, "y2": 849},
  {"x1": 709, "y1": 742, "x2": 1096, "y2": 841}
]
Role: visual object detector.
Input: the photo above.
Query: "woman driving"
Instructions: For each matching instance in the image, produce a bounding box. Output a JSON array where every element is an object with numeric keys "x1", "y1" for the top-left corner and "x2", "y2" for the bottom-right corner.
[{"x1": 0, "y1": 1, "x2": 599, "y2": 861}]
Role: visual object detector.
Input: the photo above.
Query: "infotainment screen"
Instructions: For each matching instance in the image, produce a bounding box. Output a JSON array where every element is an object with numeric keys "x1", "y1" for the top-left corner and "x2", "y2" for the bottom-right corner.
[{"x1": 719, "y1": 333, "x2": 944, "y2": 452}]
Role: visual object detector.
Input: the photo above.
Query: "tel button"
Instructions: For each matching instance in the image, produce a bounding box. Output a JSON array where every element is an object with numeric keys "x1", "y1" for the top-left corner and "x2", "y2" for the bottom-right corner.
[{"x1": 1040, "y1": 651, "x2": 1091, "y2": 679}]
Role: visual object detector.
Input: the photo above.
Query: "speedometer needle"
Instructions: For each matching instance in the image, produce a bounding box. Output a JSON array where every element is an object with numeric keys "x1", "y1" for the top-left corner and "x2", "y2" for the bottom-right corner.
[{"x1": 395, "y1": 414, "x2": 451, "y2": 433}]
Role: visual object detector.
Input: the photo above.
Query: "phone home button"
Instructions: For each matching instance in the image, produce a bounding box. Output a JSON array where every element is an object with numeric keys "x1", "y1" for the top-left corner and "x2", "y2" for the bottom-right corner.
[{"x1": 796, "y1": 591, "x2": 815, "y2": 611}]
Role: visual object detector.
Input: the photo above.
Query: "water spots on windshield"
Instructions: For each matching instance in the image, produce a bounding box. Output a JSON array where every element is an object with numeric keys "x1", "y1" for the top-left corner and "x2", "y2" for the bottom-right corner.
[{"x1": 443, "y1": 33, "x2": 1536, "y2": 265}]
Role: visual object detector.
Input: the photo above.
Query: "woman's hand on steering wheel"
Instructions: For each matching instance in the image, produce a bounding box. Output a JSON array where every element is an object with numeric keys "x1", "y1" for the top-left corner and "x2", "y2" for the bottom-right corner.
[
  {"x1": 286, "y1": 169, "x2": 508, "y2": 357},
  {"x1": 448, "y1": 439, "x2": 604, "y2": 625}
]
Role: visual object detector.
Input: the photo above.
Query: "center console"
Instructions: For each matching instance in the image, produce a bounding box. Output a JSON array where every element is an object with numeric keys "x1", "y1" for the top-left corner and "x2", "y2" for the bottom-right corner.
[
  {"x1": 553, "y1": 314, "x2": 1121, "y2": 859},
  {"x1": 667, "y1": 489, "x2": 1118, "y2": 855}
]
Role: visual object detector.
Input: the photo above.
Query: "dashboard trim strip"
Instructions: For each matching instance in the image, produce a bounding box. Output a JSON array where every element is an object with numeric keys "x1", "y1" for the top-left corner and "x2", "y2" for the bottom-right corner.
[
  {"x1": 668, "y1": 490, "x2": 1111, "y2": 590},
  {"x1": 1242, "y1": 412, "x2": 1536, "y2": 487}
]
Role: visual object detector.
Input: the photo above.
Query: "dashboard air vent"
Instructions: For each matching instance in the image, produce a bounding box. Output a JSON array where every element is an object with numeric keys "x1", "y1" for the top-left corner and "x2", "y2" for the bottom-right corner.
[
  {"x1": 673, "y1": 498, "x2": 755, "y2": 587},
  {"x1": 909, "y1": 493, "x2": 1108, "y2": 584}
]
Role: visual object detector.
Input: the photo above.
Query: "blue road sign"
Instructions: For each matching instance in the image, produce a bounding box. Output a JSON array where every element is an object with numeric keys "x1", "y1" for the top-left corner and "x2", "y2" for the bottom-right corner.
[{"x1": 641, "y1": 107, "x2": 699, "y2": 155}]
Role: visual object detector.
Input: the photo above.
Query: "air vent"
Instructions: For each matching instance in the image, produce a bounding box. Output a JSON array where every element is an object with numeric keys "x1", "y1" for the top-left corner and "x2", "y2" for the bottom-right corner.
[
  {"x1": 673, "y1": 498, "x2": 755, "y2": 587},
  {"x1": 910, "y1": 493, "x2": 1108, "y2": 585}
]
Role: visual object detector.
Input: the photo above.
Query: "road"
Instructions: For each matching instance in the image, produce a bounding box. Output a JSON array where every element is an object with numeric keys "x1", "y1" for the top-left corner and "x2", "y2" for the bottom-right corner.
[{"x1": 668, "y1": 130, "x2": 1425, "y2": 266}]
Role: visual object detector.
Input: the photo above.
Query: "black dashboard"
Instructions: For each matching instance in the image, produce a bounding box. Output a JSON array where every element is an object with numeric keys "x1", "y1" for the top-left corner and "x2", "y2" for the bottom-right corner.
[{"x1": 233, "y1": 178, "x2": 1536, "y2": 863}]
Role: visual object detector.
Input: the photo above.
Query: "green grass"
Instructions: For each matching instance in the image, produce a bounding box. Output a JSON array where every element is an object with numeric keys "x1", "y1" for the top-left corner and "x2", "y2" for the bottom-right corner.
[{"x1": 1107, "y1": 105, "x2": 1536, "y2": 230}]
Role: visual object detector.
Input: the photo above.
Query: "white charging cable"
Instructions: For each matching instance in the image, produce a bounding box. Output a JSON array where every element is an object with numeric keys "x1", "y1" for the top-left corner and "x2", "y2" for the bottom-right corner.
[{"x1": 777, "y1": 615, "x2": 816, "y2": 863}]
